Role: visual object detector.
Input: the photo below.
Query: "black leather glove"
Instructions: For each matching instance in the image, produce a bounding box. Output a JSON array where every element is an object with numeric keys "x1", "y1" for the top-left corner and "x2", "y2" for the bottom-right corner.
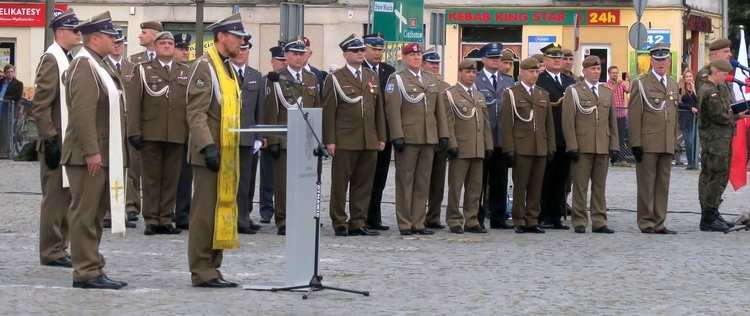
[
  {"x1": 567, "y1": 149, "x2": 579, "y2": 162},
  {"x1": 128, "y1": 135, "x2": 143, "y2": 151},
  {"x1": 268, "y1": 144, "x2": 280, "y2": 160},
  {"x1": 631, "y1": 147, "x2": 643, "y2": 163},
  {"x1": 392, "y1": 138, "x2": 405, "y2": 152},
  {"x1": 447, "y1": 147, "x2": 458, "y2": 159},
  {"x1": 547, "y1": 151, "x2": 556, "y2": 162},
  {"x1": 485, "y1": 149, "x2": 493, "y2": 160},
  {"x1": 504, "y1": 151, "x2": 515, "y2": 168},
  {"x1": 202, "y1": 144, "x2": 221, "y2": 172},
  {"x1": 43, "y1": 137, "x2": 61, "y2": 170},
  {"x1": 609, "y1": 150, "x2": 620, "y2": 164},
  {"x1": 439, "y1": 137, "x2": 449, "y2": 151}
]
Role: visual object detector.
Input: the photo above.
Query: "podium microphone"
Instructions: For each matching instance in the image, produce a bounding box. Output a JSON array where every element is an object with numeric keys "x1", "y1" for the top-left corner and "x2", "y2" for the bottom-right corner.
[
  {"x1": 726, "y1": 75, "x2": 748, "y2": 86},
  {"x1": 731, "y1": 60, "x2": 750, "y2": 74},
  {"x1": 267, "y1": 72, "x2": 306, "y2": 86}
]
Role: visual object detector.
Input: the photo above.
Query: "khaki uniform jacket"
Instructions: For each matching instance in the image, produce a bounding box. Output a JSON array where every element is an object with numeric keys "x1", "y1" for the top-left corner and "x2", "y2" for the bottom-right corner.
[
  {"x1": 443, "y1": 84, "x2": 492, "y2": 158},
  {"x1": 127, "y1": 51, "x2": 150, "y2": 64},
  {"x1": 322, "y1": 66, "x2": 386, "y2": 150},
  {"x1": 61, "y1": 47, "x2": 127, "y2": 168},
  {"x1": 32, "y1": 53, "x2": 65, "y2": 146},
  {"x1": 562, "y1": 83, "x2": 619, "y2": 154},
  {"x1": 499, "y1": 84, "x2": 556, "y2": 156},
  {"x1": 126, "y1": 59, "x2": 190, "y2": 144},
  {"x1": 384, "y1": 69, "x2": 449, "y2": 143},
  {"x1": 627, "y1": 72, "x2": 679, "y2": 154},
  {"x1": 264, "y1": 67, "x2": 321, "y2": 149}
]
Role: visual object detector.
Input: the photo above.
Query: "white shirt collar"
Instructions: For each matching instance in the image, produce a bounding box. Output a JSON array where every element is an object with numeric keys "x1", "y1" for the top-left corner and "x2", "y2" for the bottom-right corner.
[
  {"x1": 546, "y1": 69, "x2": 562, "y2": 81},
  {"x1": 365, "y1": 60, "x2": 378, "y2": 71},
  {"x1": 457, "y1": 82, "x2": 472, "y2": 94},
  {"x1": 586, "y1": 80, "x2": 599, "y2": 91},
  {"x1": 146, "y1": 49, "x2": 155, "y2": 57},
  {"x1": 520, "y1": 81, "x2": 534, "y2": 93},
  {"x1": 346, "y1": 64, "x2": 362, "y2": 77},
  {"x1": 408, "y1": 69, "x2": 421, "y2": 78},
  {"x1": 652, "y1": 70, "x2": 666, "y2": 83},
  {"x1": 231, "y1": 62, "x2": 245, "y2": 73},
  {"x1": 483, "y1": 68, "x2": 499, "y2": 80},
  {"x1": 159, "y1": 60, "x2": 173, "y2": 68},
  {"x1": 108, "y1": 56, "x2": 122, "y2": 66},
  {"x1": 303, "y1": 64, "x2": 311, "y2": 71},
  {"x1": 287, "y1": 66, "x2": 302, "y2": 79}
]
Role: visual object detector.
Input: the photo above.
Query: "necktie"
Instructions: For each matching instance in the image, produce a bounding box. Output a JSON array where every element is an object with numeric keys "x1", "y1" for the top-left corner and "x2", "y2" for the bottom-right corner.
[
  {"x1": 491, "y1": 74, "x2": 497, "y2": 90},
  {"x1": 528, "y1": 87, "x2": 534, "y2": 95},
  {"x1": 661, "y1": 77, "x2": 666, "y2": 88},
  {"x1": 417, "y1": 74, "x2": 422, "y2": 84},
  {"x1": 374, "y1": 65, "x2": 378, "y2": 73},
  {"x1": 592, "y1": 86, "x2": 598, "y2": 99},
  {"x1": 468, "y1": 88, "x2": 473, "y2": 97},
  {"x1": 238, "y1": 68, "x2": 244, "y2": 83},
  {"x1": 296, "y1": 73, "x2": 301, "y2": 82},
  {"x1": 355, "y1": 69, "x2": 361, "y2": 81},
  {"x1": 149, "y1": 52, "x2": 155, "y2": 61},
  {"x1": 116, "y1": 63, "x2": 121, "y2": 72},
  {"x1": 164, "y1": 64, "x2": 170, "y2": 74},
  {"x1": 555, "y1": 75, "x2": 561, "y2": 86},
  {"x1": 66, "y1": 52, "x2": 73, "y2": 62}
]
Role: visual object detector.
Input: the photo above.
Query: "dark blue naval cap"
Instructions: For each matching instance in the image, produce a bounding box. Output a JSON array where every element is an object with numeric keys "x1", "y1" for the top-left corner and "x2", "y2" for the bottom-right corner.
[
  {"x1": 363, "y1": 32, "x2": 385, "y2": 49},
  {"x1": 269, "y1": 46, "x2": 285, "y2": 60},
  {"x1": 479, "y1": 42, "x2": 503, "y2": 58}
]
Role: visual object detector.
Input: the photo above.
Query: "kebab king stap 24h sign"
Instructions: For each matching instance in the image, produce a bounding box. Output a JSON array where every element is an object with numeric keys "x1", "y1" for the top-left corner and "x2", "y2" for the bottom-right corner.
[{"x1": 0, "y1": 3, "x2": 67, "y2": 27}]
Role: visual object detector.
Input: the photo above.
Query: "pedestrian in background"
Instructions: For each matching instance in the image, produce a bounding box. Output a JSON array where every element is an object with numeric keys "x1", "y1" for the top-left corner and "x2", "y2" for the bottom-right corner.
[{"x1": 678, "y1": 69, "x2": 699, "y2": 170}]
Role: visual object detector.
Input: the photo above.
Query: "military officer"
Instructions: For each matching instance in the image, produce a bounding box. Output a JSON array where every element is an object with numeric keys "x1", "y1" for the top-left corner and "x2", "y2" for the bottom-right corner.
[
  {"x1": 323, "y1": 34, "x2": 386, "y2": 237},
  {"x1": 628, "y1": 43, "x2": 680, "y2": 234},
  {"x1": 536, "y1": 43, "x2": 575, "y2": 230},
  {"x1": 32, "y1": 8, "x2": 81, "y2": 268},
  {"x1": 186, "y1": 13, "x2": 248, "y2": 288},
  {"x1": 264, "y1": 39, "x2": 322, "y2": 236},
  {"x1": 173, "y1": 32, "x2": 192, "y2": 230},
  {"x1": 258, "y1": 46, "x2": 286, "y2": 225},
  {"x1": 475, "y1": 43, "x2": 515, "y2": 230},
  {"x1": 173, "y1": 33, "x2": 191, "y2": 64},
  {"x1": 362, "y1": 32, "x2": 396, "y2": 231},
  {"x1": 128, "y1": 20, "x2": 163, "y2": 63},
  {"x1": 127, "y1": 31, "x2": 188, "y2": 236},
  {"x1": 443, "y1": 60, "x2": 492, "y2": 234},
  {"x1": 421, "y1": 47, "x2": 451, "y2": 230},
  {"x1": 561, "y1": 48, "x2": 575, "y2": 78},
  {"x1": 64, "y1": 11, "x2": 129, "y2": 289},
  {"x1": 385, "y1": 42, "x2": 449, "y2": 236},
  {"x1": 231, "y1": 35, "x2": 265, "y2": 235},
  {"x1": 696, "y1": 38, "x2": 733, "y2": 94},
  {"x1": 500, "y1": 58, "x2": 556, "y2": 234},
  {"x1": 697, "y1": 59, "x2": 746, "y2": 232},
  {"x1": 562, "y1": 56, "x2": 619, "y2": 234}
]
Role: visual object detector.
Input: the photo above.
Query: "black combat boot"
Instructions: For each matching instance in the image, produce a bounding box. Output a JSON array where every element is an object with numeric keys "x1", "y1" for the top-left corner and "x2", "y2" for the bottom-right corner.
[
  {"x1": 700, "y1": 209, "x2": 729, "y2": 232},
  {"x1": 715, "y1": 212, "x2": 735, "y2": 228}
]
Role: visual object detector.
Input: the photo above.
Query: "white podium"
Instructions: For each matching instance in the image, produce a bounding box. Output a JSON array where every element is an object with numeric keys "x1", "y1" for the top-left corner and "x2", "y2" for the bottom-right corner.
[{"x1": 232, "y1": 108, "x2": 322, "y2": 290}]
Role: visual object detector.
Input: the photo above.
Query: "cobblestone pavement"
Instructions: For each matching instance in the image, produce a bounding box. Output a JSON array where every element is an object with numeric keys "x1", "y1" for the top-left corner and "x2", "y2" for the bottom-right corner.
[{"x1": 1, "y1": 159, "x2": 749, "y2": 314}]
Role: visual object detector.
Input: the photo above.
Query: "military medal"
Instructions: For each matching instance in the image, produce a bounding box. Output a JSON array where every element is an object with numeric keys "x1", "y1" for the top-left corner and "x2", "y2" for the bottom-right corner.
[
  {"x1": 368, "y1": 81, "x2": 374, "y2": 94},
  {"x1": 152, "y1": 84, "x2": 157, "y2": 90},
  {"x1": 462, "y1": 106, "x2": 468, "y2": 113},
  {"x1": 668, "y1": 91, "x2": 674, "y2": 101}
]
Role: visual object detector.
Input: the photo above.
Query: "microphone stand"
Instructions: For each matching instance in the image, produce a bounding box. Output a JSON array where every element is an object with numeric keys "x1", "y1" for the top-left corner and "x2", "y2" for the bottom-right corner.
[{"x1": 268, "y1": 79, "x2": 369, "y2": 299}]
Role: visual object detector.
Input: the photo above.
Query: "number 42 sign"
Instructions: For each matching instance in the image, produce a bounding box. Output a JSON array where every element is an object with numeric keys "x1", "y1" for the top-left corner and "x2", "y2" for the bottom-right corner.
[{"x1": 640, "y1": 29, "x2": 670, "y2": 50}]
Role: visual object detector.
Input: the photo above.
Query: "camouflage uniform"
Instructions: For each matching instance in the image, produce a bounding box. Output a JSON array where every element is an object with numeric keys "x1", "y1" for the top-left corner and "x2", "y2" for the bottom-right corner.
[
  {"x1": 697, "y1": 64, "x2": 734, "y2": 103},
  {"x1": 697, "y1": 82, "x2": 737, "y2": 211}
]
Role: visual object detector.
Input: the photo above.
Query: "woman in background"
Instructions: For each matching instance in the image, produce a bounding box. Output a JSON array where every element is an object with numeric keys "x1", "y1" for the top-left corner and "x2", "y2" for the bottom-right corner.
[{"x1": 678, "y1": 69, "x2": 699, "y2": 170}]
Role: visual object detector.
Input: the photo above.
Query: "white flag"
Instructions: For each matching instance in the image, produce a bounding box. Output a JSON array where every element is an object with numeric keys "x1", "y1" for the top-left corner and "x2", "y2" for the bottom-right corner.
[{"x1": 733, "y1": 28, "x2": 750, "y2": 101}]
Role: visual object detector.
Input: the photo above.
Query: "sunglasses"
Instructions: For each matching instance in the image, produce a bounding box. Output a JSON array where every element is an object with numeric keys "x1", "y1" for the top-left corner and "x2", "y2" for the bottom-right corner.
[
  {"x1": 348, "y1": 48, "x2": 366, "y2": 53},
  {"x1": 62, "y1": 28, "x2": 81, "y2": 34}
]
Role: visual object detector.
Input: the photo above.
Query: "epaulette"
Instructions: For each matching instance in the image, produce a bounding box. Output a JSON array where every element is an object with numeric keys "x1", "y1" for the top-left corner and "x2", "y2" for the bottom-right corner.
[
  {"x1": 302, "y1": 68, "x2": 315, "y2": 75},
  {"x1": 599, "y1": 84, "x2": 612, "y2": 91},
  {"x1": 499, "y1": 73, "x2": 513, "y2": 79},
  {"x1": 363, "y1": 67, "x2": 376, "y2": 74},
  {"x1": 174, "y1": 61, "x2": 188, "y2": 67}
]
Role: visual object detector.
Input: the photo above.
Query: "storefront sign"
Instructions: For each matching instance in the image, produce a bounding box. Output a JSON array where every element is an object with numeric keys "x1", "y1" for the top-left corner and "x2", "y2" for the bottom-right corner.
[
  {"x1": 641, "y1": 29, "x2": 670, "y2": 50},
  {"x1": 528, "y1": 36, "x2": 556, "y2": 57},
  {"x1": 446, "y1": 9, "x2": 620, "y2": 26},
  {"x1": 0, "y1": 3, "x2": 67, "y2": 27},
  {"x1": 687, "y1": 15, "x2": 711, "y2": 33}
]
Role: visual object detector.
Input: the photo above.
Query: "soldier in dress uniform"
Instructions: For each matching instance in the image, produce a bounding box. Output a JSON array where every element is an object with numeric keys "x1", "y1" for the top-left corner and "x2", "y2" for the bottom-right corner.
[
  {"x1": 127, "y1": 31, "x2": 188, "y2": 236},
  {"x1": 421, "y1": 47, "x2": 451, "y2": 230},
  {"x1": 697, "y1": 59, "x2": 746, "y2": 232},
  {"x1": 500, "y1": 57, "x2": 556, "y2": 234},
  {"x1": 323, "y1": 34, "x2": 386, "y2": 237},
  {"x1": 173, "y1": 33, "x2": 191, "y2": 64},
  {"x1": 628, "y1": 43, "x2": 680, "y2": 234},
  {"x1": 475, "y1": 43, "x2": 515, "y2": 230},
  {"x1": 173, "y1": 32, "x2": 192, "y2": 230},
  {"x1": 561, "y1": 48, "x2": 575, "y2": 78},
  {"x1": 231, "y1": 35, "x2": 265, "y2": 235},
  {"x1": 443, "y1": 59, "x2": 492, "y2": 234},
  {"x1": 562, "y1": 56, "x2": 619, "y2": 234},
  {"x1": 127, "y1": 20, "x2": 163, "y2": 63},
  {"x1": 531, "y1": 54, "x2": 546, "y2": 72},
  {"x1": 264, "y1": 39, "x2": 322, "y2": 236},
  {"x1": 385, "y1": 42, "x2": 449, "y2": 236},
  {"x1": 362, "y1": 33, "x2": 396, "y2": 231},
  {"x1": 64, "y1": 11, "x2": 129, "y2": 289},
  {"x1": 32, "y1": 8, "x2": 81, "y2": 268}
]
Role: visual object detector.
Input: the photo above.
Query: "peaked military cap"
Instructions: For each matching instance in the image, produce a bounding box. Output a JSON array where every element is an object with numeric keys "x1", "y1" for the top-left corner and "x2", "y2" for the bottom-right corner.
[
  {"x1": 479, "y1": 43, "x2": 503, "y2": 57},
  {"x1": 208, "y1": 13, "x2": 248, "y2": 37},
  {"x1": 50, "y1": 8, "x2": 81, "y2": 31},
  {"x1": 75, "y1": 11, "x2": 118, "y2": 36},
  {"x1": 541, "y1": 43, "x2": 564, "y2": 57},
  {"x1": 363, "y1": 33, "x2": 386, "y2": 49},
  {"x1": 649, "y1": 42, "x2": 671, "y2": 59},
  {"x1": 270, "y1": 46, "x2": 285, "y2": 60},
  {"x1": 422, "y1": 47, "x2": 441, "y2": 62},
  {"x1": 339, "y1": 34, "x2": 366, "y2": 51},
  {"x1": 174, "y1": 33, "x2": 192, "y2": 48}
]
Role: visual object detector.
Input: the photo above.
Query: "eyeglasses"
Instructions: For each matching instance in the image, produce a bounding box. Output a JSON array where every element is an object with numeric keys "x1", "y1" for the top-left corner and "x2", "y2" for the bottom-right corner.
[
  {"x1": 348, "y1": 48, "x2": 366, "y2": 53},
  {"x1": 62, "y1": 28, "x2": 81, "y2": 34}
]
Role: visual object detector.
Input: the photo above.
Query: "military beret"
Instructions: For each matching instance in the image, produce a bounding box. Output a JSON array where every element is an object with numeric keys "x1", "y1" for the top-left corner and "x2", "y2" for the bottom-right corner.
[
  {"x1": 500, "y1": 50, "x2": 514, "y2": 61},
  {"x1": 541, "y1": 43, "x2": 563, "y2": 57},
  {"x1": 582, "y1": 55, "x2": 601, "y2": 68},
  {"x1": 479, "y1": 43, "x2": 503, "y2": 57},
  {"x1": 531, "y1": 54, "x2": 544, "y2": 63},
  {"x1": 50, "y1": 8, "x2": 80, "y2": 31},
  {"x1": 458, "y1": 59, "x2": 477, "y2": 70},
  {"x1": 174, "y1": 33, "x2": 192, "y2": 48},
  {"x1": 300, "y1": 36, "x2": 311, "y2": 47},
  {"x1": 75, "y1": 11, "x2": 118, "y2": 36},
  {"x1": 649, "y1": 42, "x2": 671, "y2": 59},
  {"x1": 562, "y1": 48, "x2": 574, "y2": 57},
  {"x1": 402, "y1": 42, "x2": 422, "y2": 55},
  {"x1": 140, "y1": 20, "x2": 164, "y2": 32},
  {"x1": 208, "y1": 13, "x2": 248, "y2": 37},
  {"x1": 339, "y1": 33, "x2": 365, "y2": 52},
  {"x1": 520, "y1": 57, "x2": 540, "y2": 70},
  {"x1": 711, "y1": 58, "x2": 733, "y2": 72},
  {"x1": 709, "y1": 38, "x2": 731, "y2": 51},
  {"x1": 153, "y1": 31, "x2": 174, "y2": 43}
]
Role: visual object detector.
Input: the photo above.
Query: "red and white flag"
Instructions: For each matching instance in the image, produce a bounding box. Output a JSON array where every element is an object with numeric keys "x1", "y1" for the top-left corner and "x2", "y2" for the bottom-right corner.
[{"x1": 730, "y1": 28, "x2": 749, "y2": 191}]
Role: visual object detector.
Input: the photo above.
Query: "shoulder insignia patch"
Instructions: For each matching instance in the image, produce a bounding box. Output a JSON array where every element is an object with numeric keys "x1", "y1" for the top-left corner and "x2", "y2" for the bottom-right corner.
[
  {"x1": 195, "y1": 78, "x2": 206, "y2": 88},
  {"x1": 386, "y1": 84, "x2": 394, "y2": 94},
  {"x1": 710, "y1": 93, "x2": 718, "y2": 98}
]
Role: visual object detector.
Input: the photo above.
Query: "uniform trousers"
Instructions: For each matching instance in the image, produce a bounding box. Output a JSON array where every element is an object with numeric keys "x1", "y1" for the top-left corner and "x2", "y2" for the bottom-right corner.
[
  {"x1": 188, "y1": 165, "x2": 224, "y2": 286},
  {"x1": 570, "y1": 153, "x2": 609, "y2": 229},
  {"x1": 141, "y1": 141, "x2": 183, "y2": 226},
  {"x1": 426, "y1": 150, "x2": 447, "y2": 224},
  {"x1": 511, "y1": 155, "x2": 546, "y2": 228},
  {"x1": 367, "y1": 142, "x2": 391, "y2": 226},
  {"x1": 237, "y1": 146, "x2": 259, "y2": 228},
  {"x1": 446, "y1": 158, "x2": 483, "y2": 228},
  {"x1": 479, "y1": 146, "x2": 509, "y2": 226},
  {"x1": 272, "y1": 150, "x2": 288, "y2": 228},
  {"x1": 698, "y1": 140, "x2": 731, "y2": 210},
  {"x1": 394, "y1": 144, "x2": 434, "y2": 231},
  {"x1": 329, "y1": 149, "x2": 377, "y2": 230},
  {"x1": 636, "y1": 153, "x2": 672, "y2": 231},
  {"x1": 258, "y1": 149, "x2": 275, "y2": 219},
  {"x1": 66, "y1": 165, "x2": 109, "y2": 282},
  {"x1": 38, "y1": 147, "x2": 70, "y2": 264},
  {"x1": 173, "y1": 146, "x2": 192, "y2": 228},
  {"x1": 540, "y1": 146, "x2": 570, "y2": 221}
]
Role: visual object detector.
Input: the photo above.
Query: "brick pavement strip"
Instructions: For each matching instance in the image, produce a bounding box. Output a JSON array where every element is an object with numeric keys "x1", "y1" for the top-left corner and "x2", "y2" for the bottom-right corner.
[{"x1": 0, "y1": 160, "x2": 749, "y2": 314}]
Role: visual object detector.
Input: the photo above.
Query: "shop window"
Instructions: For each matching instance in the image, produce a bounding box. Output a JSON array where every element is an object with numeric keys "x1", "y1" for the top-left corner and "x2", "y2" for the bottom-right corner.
[{"x1": 462, "y1": 26, "x2": 522, "y2": 43}]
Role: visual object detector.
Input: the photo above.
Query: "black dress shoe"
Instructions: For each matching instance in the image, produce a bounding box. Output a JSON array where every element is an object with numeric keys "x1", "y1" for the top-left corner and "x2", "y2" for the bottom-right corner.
[
  {"x1": 538, "y1": 220, "x2": 553, "y2": 229},
  {"x1": 126, "y1": 211, "x2": 139, "y2": 222},
  {"x1": 72, "y1": 275, "x2": 126, "y2": 290},
  {"x1": 334, "y1": 226, "x2": 348, "y2": 237},
  {"x1": 158, "y1": 224, "x2": 182, "y2": 235},
  {"x1": 144, "y1": 224, "x2": 158, "y2": 235},
  {"x1": 277, "y1": 226, "x2": 286, "y2": 236},
  {"x1": 45, "y1": 256, "x2": 72, "y2": 268},
  {"x1": 514, "y1": 226, "x2": 526, "y2": 234},
  {"x1": 399, "y1": 229, "x2": 412, "y2": 236},
  {"x1": 574, "y1": 226, "x2": 586, "y2": 234},
  {"x1": 465, "y1": 225, "x2": 487, "y2": 233},
  {"x1": 525, "y1": 226, "x2": 546, "y2": 233},
  {"x1": 221, "y1": 278, "x2": 239, "y2": 287},
  {"x1": 425, "y1": 222, "x2": 446, "y2": 229},
  {"x1": 248, "y1": 219, "x2": 262, "y2": 230},
  {"x1": 260, "y1": 216, "x2": 272, "y2": 224},
  {"x1": 550, "y1": 220, "x2": 570, "y2": 230},
  {"x1": 592, "y1": 226, "x2": 615, "y2": 234},
  {"x1": 641, "y1": 227, "x2": 655, "y2": 234},
  {"x1": 449, "y1": 226, "x2": 464, "y2": 234},
  {"x1": 176, "y1": 223, "x2": 189, "y2": 230},
  {"x1": 196, "y1": 278, "x2": 235, "y2": 288},
  {"x1": 101, "y1": 274, "x2": 128, "y2": 286},
  {"x1": 237, "y1": 227, "x2": 258, "y2": 235},
  {"x1": 102, "y1": 219, "x2": 111, "y2": 228},
  {"x1": 348, "y1": 227, "x2": 380, "y2": 236},
  {"x1": 412, "y1": 229, "x2": 435, "y2": 235},
  {"x1": 126, "y1": 221, "x2": 137, "y2": 228},
  {"x1": 490, "y1": 221, "x2": 514, "y2": 229},
  {"x1": 367, "y1": 222, "x2": 390, "y2": 231},
  {"x1": 656, "y1": 228, "x2": 676, "y2": 234}
]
